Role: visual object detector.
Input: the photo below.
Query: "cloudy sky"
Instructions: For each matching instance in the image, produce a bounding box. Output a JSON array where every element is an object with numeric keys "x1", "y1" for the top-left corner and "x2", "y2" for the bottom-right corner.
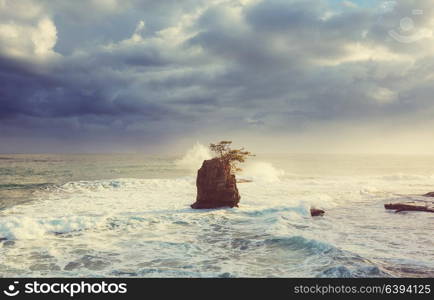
[{"x1": 1, "y1": 0, "x2": 434, "y2": 154}]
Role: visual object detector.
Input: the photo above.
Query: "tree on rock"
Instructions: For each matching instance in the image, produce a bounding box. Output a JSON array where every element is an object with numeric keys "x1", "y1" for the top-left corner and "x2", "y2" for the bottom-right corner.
[
  {"x1": 191, "y1": 141, "x2": 254, "y2": 209},
  {"x1": 209, "y1": 141, "x2": 254, "y2": 173}
]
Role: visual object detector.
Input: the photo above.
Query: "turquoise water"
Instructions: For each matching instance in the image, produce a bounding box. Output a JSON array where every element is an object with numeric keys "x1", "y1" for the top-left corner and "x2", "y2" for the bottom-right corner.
[{"x1": 0, "y1": 152, "x2": 433, "y2": 277}]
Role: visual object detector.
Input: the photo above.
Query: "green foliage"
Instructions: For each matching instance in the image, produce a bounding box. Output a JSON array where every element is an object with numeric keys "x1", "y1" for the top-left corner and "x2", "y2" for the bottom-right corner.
[{"x1": 209, "y1": 141, "x2": 254, "y2": 173}]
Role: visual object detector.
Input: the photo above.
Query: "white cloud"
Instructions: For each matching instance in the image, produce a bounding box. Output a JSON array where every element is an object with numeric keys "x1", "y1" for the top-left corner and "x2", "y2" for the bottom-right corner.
[
  {"x1": 32, "y1": 18, "x2": 58, "y2": 56},
  {"x1": 0, "y1": 0, "x2": 58, "y2": 60},
  {"x1": 371, "y1": 87, "x2": 397, "y2": 105},
  {"x1": 341, "y1": 1, "x2": 357, "y2": 9},
  {"x1": 0, "y1": 18, "x2": 58, "y2": 59},
  {"x1": 0, "y1": 0, "x2": 44, "y2": 20}
]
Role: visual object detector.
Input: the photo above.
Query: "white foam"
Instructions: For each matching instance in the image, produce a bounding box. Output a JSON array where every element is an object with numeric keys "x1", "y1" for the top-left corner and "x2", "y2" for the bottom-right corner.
[
  {"x1": 0, "y1": 175, "x2": 340, "y2": 242},
  {"x1": 0, "y1": 178, "x2": 196, "y2": 239},
  {"x1": 1, "y1": 170, "x2": 434, "y2": 277},
  {"x1": 175, "y1": 143, "x2": 211, "y2": 173},
  {"x1": 241, "y1": 161, "x2": 285, "y2": 182}
]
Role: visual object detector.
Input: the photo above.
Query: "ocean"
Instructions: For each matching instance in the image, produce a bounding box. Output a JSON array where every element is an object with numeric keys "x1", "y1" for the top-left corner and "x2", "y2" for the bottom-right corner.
[{"x1": 0, "y1": 147, "x2": 433, "y2": 277}]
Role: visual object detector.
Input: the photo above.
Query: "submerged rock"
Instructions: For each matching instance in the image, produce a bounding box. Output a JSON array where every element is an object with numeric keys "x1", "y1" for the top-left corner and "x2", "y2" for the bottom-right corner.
[
  {"x1": 64, "y1": 262, "x2": 81, "y2": 271},
  {"x1": 191, "y1": 158, "x2": 240, "y2": 209},
  {"x1": 320, "y1": 266, "x2": 352, "y2": 278},
  {"x1": 3, "y1": 241, "x2": 15, "y2": 247},
  {"x1": 310, "y1": 208, "x2": 325, "y2": 217},
  {"x1": 30, "y1": 263, "x2": 61, "y2": 272}
]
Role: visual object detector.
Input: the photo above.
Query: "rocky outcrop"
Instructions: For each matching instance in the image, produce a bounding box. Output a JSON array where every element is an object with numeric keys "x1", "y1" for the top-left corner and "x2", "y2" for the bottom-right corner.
[
  {"x1": 385, "y1": 202, "x2": 434, "y2": 213},
  {"x1": 191, "y1": 158, "x2": 240, "y2": 209},
  {"x1": 423, "y1": 192, "x2": 434, "y2": 197}
]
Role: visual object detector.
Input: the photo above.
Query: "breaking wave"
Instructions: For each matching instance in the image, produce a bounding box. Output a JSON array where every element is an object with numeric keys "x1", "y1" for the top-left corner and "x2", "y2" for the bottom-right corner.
[{"x1": 175, "y1": 143, "x2": 211, "y2": 172}]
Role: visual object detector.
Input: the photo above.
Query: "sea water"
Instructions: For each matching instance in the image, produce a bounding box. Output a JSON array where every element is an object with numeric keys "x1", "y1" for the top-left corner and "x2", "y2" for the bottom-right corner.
[{"x1": 0, "y1": 147, "x2": 433, "y2": 277}]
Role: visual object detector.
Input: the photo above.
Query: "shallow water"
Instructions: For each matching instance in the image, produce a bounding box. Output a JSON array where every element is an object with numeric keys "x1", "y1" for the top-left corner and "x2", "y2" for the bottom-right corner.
[{"x1": 0, "y1": 153, "x2": 433, "y2": 277}]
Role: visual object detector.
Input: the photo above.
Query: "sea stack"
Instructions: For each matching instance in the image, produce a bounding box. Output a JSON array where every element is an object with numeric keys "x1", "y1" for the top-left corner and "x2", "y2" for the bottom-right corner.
[{"x1": 191, "y1": 158, "x2": 240, "y2": 209}]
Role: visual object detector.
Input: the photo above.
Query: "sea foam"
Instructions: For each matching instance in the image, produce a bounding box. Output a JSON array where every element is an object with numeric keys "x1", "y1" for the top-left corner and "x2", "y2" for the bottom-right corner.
[{"x1": 175, "y1": 143, "x2": 211, "y2": 172}]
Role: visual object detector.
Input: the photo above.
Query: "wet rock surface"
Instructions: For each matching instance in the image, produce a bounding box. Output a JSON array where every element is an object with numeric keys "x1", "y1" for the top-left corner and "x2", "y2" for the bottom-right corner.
[
  {"x1": 191, "y1": 158, "x2": 240, "y2": 209},
  {"x1": 310, "y1": 208, "x2": 325, "y2": 217}
]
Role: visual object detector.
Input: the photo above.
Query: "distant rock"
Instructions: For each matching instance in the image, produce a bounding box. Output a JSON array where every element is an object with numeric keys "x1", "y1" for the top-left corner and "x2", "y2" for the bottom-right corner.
[
  {"x1": 423, "y1": 192, "x2": 434, "y2": 197},
  {"x1": 310, "y1": 208, "x2": 325, "y2": 217},
  {"x1": 385, "y1": 202, "x2": 434, "y2": 213},
  {"x1": 191, "y1": 158, "x2": 240, "y2": 209}
]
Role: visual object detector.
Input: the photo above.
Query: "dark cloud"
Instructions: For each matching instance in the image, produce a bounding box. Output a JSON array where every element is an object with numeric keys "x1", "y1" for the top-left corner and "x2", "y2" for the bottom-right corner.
[{"x1": 1, "y1": 0, "x2": 434, "y2": 153}]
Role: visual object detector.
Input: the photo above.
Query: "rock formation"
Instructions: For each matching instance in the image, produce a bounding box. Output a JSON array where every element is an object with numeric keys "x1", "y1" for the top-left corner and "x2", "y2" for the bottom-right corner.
[
  {"x1": 191, "y1": 158, "x2": 240, "y2": 209},
  {"x1": 310, "y1": 208, "x2": 325, "y2": 217},
  {"x1": 423, "y1": 192, "x2": 434, "y2": 197},
  {"x1": 385, "y1": 201, "x2": 434, "y2": 213}
]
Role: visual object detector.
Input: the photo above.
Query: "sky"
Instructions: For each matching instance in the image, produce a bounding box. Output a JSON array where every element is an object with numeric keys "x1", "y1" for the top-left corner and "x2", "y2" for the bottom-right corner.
[{"x1": 1, "y1": 0, "x2": 434, "y2": 154}]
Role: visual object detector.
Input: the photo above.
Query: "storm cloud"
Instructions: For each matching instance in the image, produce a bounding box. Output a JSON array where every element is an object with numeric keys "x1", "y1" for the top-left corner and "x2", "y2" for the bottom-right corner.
[{"x1": 1, "y1": 0, "x2": 434, "y2": 153}]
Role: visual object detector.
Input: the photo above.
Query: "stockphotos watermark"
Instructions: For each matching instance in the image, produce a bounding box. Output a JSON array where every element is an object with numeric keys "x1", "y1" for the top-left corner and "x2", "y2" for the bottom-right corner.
[
  {"x1": 388, "y1": 8, "x2": 425, "y2": 43},
  {"x1": 2, "y1": 281, "x2": 127, "y2": 297},
  {"x1": 377, "y1": 1, "x2": 427, "y2": 43}
]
